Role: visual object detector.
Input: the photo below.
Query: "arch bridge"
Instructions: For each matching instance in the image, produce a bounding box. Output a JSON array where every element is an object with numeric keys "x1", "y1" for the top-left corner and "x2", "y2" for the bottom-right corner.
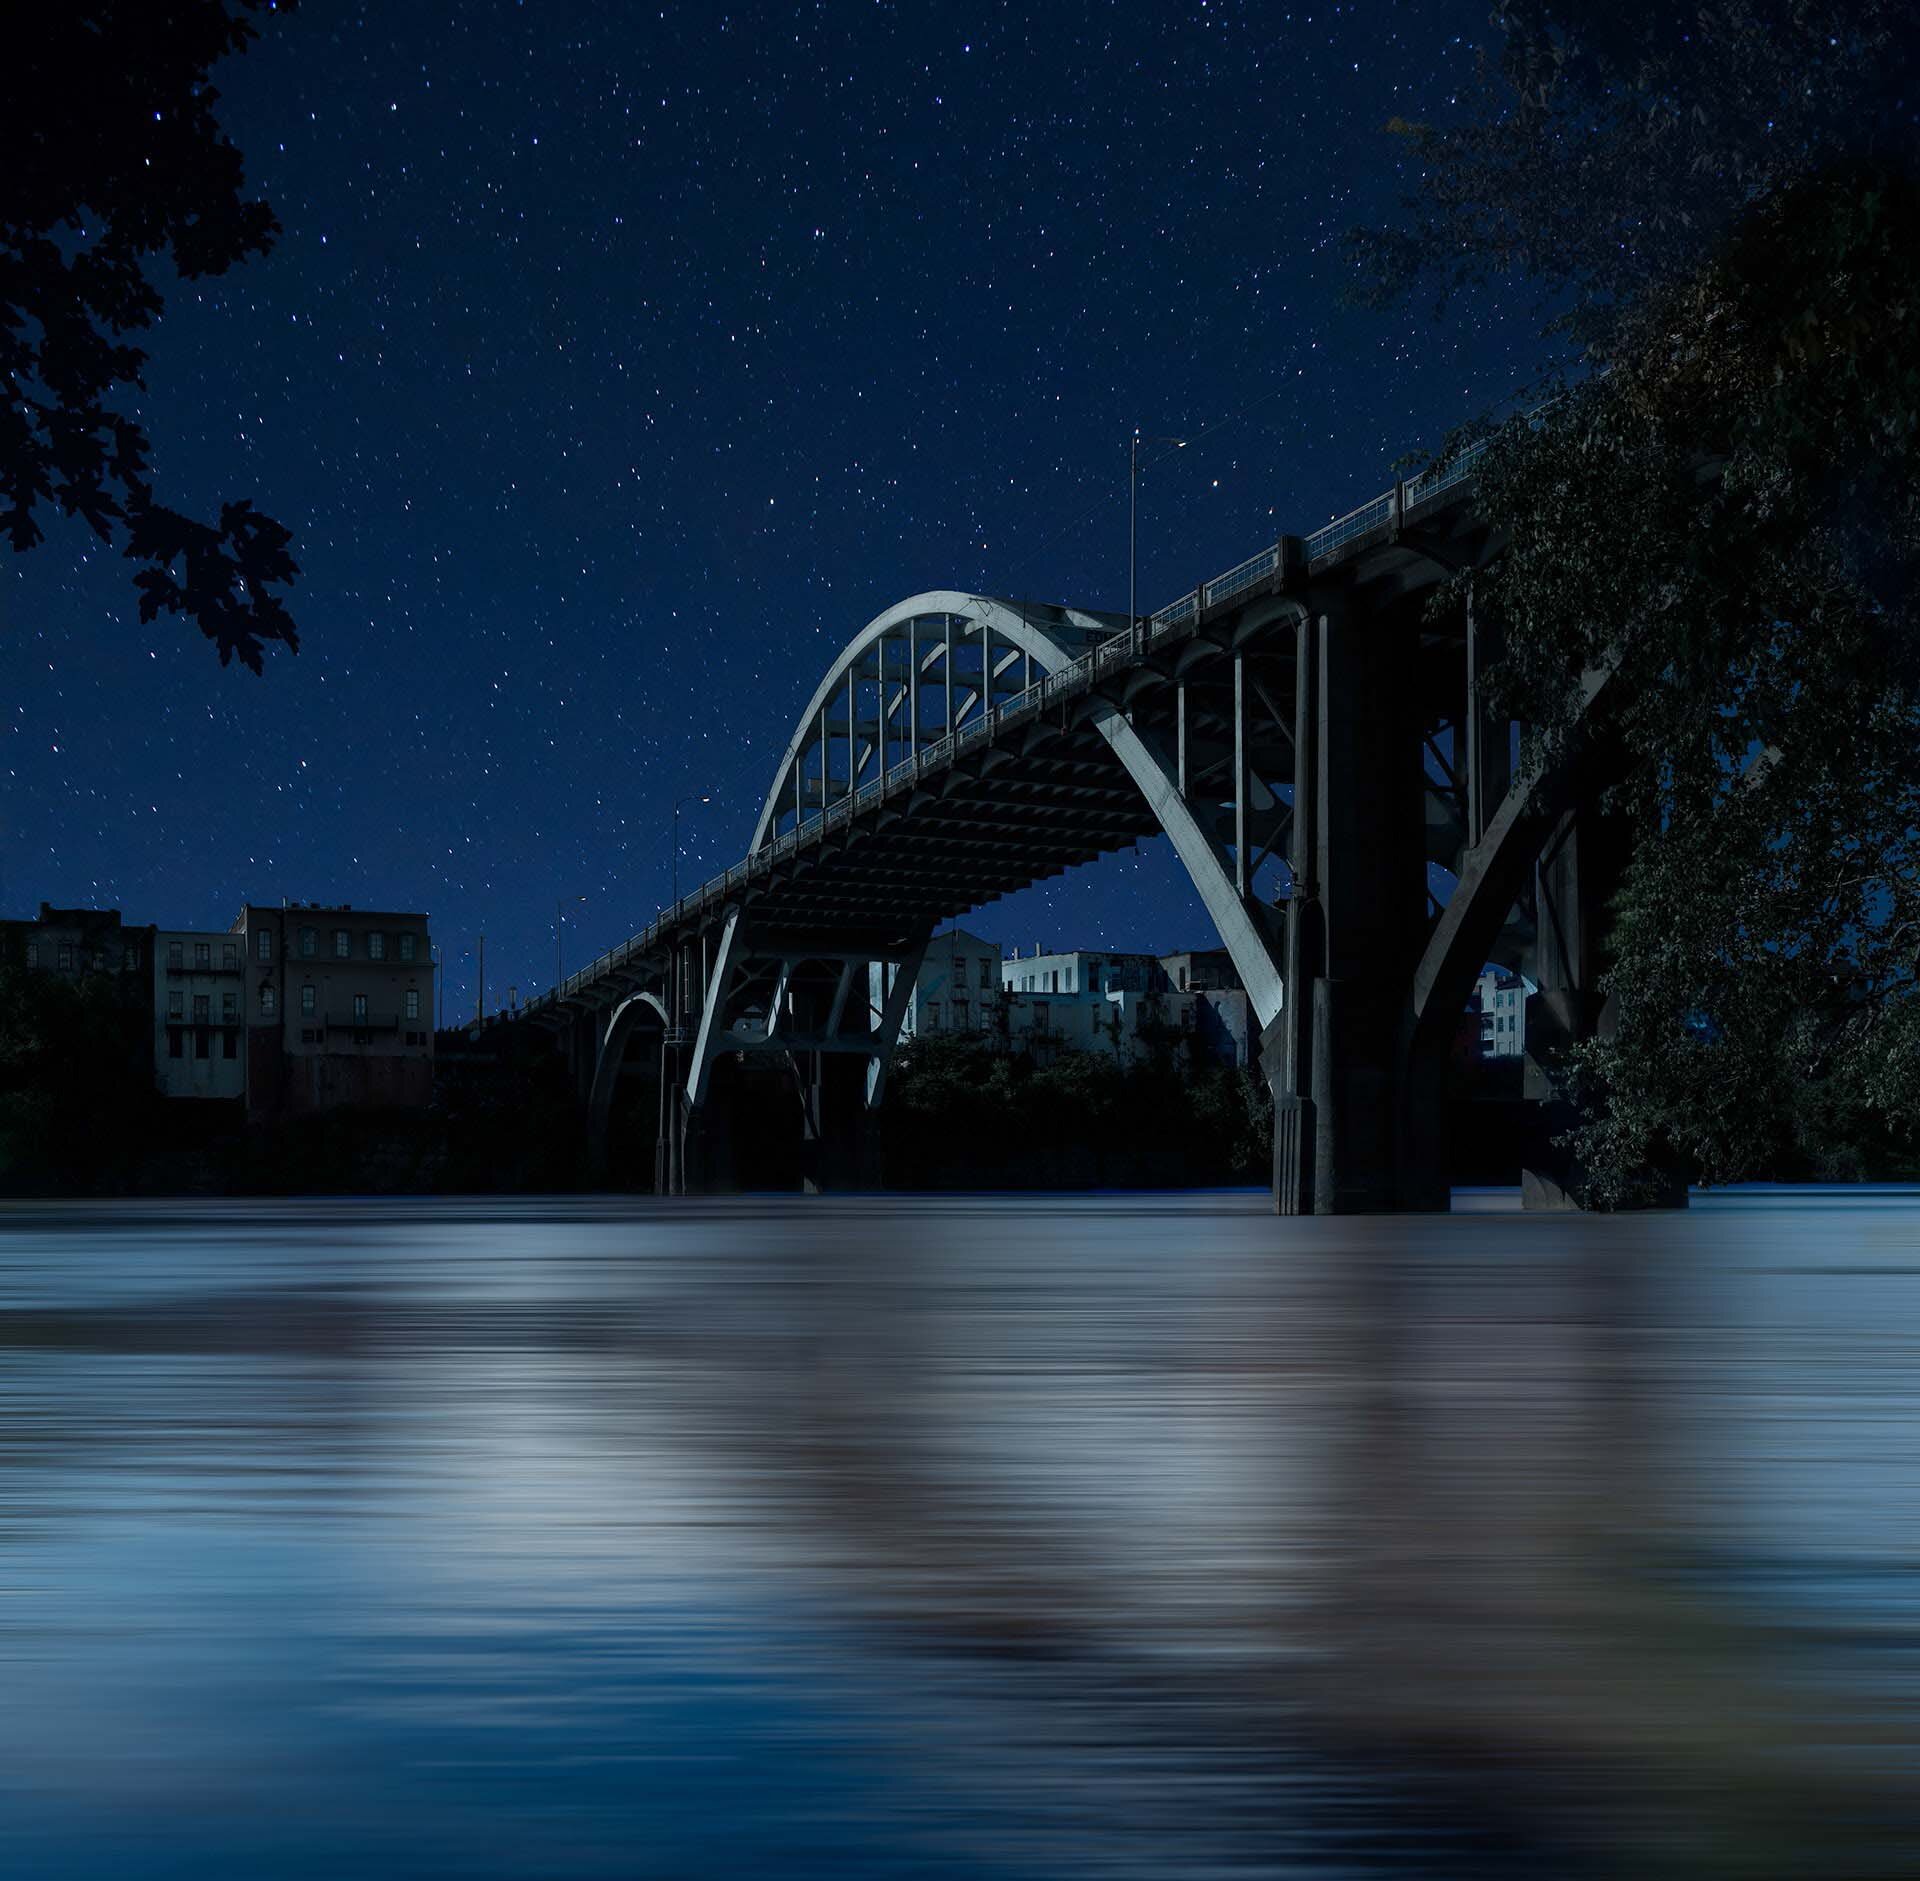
[{"x1": 530, "y1": 434, "x2": 1624, "y2": 1211}]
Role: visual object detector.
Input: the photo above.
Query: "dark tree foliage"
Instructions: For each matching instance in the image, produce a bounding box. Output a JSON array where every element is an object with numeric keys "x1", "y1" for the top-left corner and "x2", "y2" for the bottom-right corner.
[
  {"x1": 885, "y1": 1036, "x2": 1274, "y2": 1189},
  {"x1": 0, "y1": 965, "x2": 162, "y2": 1191},
  {"x1": 1349, "y1": 3, "x2": 1920, "y2": 1199},
  {"x1": 1350, "y1": 1, "x2": 1915, "y2": 353},
  {"x1": 0, "y1": 1, "x2": 298, "y2": 671}
]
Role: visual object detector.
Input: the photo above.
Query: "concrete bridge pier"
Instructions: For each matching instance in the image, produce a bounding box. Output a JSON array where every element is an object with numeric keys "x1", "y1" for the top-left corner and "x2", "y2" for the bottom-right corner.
[
  {"x1": 1273, "y1": 600, "x2": 1434, "y2": 1214},
  {"x1": 646, "y1": 924, "x2": 925, "y2": 1196},
  {"x1": 797, "y1": 1051, "x2": 882, "y2": 1194}
]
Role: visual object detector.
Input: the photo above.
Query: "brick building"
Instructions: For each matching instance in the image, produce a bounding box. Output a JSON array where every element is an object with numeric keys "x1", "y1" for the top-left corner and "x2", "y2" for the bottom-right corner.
[{"x1": 232, "y1": 903, "x2": 435, "y2": 1118}]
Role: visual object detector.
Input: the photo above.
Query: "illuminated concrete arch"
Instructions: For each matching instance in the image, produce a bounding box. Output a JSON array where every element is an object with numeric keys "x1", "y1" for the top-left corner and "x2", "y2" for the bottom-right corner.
[
  {"x1": 586, "y1": 988, "x2": 670, "y2": 1169},
  {"x1": 747, "y1": 590, "x2": 1292, "y2": 1024}
]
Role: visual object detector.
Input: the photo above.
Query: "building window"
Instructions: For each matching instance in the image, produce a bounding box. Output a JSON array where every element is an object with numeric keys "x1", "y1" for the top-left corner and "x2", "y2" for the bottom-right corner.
[
  {"x1": 169, "y1": 1029, "x2": 184, "y2": 1059},
  {"x1": 194, "y1": 940, "x2": 210, "y2": 969},
  {"x1": 92, "y1": 949, "x2": 106, "y2": 971},
  {"x1": 404, "y1": 989, "x2": 420, "y2": 1021},
  {"x1": 1033, "y1": 1003, "x2": 1050, "y2": 1031},
  {"x1": 334, "y1": 930, "x2": 350, "y2": 959},
  {"x1": 195, "y1": 1029, "x2": 211, "y2": 1059},
  {"x1": 256, "y1": 929, "x2": 273, "y2": 963},
  {"x1": 953, "y1": 955, "x2": 968, "y2": 989},
  {"x1": 302, "y1": 1027, "x2": 323, "y2": 1044},
  {"x1": 169, "y1": 991, "x2": 184, "y2": 1019},
  {"x1": 1050, "y1": 969, "x2": 1059, "y2": 992},
  {"x1": 398, "y1": 932, "x2": 417, "y2": 962},
  {"x1": 300, "y1": 985, "x2": 316, "y2": 1017},
  {"x1": 223, "y1": 1032, "x2": 238, "y2": 1060},
  {"x1": 954, "y1": 1000, "x2": 969, "y2": 1029},
  {"x1": 24, "y1": 941, "x2": 37, "y2": 969},
  {"x1": 353, "y1": 993, "x2": 368, "y2": 1021},
  {"x1": 260, "y1": 984, "x2": 276, "y2": 1016},
  {"x1": 222, "y1": 991, "x2": 238, "y2": 1022},
  {"x1": 368, "y1": 932, "x2": 386, "y2": 961},
  {"x1": 223, "y1": 941, "x2": 239, "y2": 968},
  {"x1": 124, "y1": 945, "x2": 142, "y2": 971},
  {"x1": 57, "y1": 943, "x2": 74, "y2": 971},
  {"x1": 299, "y1": 927, "x2": 317, "y2": 958},
  {"x1": 168, "y1": 940, "x2": 183, "y2": 969},
  {"x1": 193, "y1": 994, "x2": 210, "y2": 1022},
  {"x1": 926, "y1": 1001, "x2": 941, "y2": 1028}
]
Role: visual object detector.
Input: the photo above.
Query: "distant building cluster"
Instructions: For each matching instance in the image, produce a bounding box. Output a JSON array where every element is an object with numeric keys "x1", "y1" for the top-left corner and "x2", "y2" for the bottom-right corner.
[
  {"x1": 1471, "y1": 966, "x2": 1530, "y2": 1060},
  {"x1": 877, "y1": 930, "x2": 1256, "y2": 1068},
  {"x1": 2, "y1": 901, "x2": 436, "y2": 1118}
]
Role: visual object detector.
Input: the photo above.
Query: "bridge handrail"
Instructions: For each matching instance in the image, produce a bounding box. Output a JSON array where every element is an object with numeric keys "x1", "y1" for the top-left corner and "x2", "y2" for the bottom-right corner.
[
  {"x1": 1203, "y1": 544, "x2": 1279, "y2": 607},
  {"x1": 1307, "y1": 490, "x2": 1395, "y2": 558}
]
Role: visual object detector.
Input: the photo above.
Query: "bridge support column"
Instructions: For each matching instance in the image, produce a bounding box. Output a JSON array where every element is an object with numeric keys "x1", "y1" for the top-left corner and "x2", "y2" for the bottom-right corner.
[
  {"x1": 1275, "y1": 598, "x2": 1432, "y2": 1214},
  {"x1": 666, "y1": 909, "x2": 747, "y2": 1196},
  {"x1": 798, "y1": 1052, "x2": 881, "y2": 1194}
]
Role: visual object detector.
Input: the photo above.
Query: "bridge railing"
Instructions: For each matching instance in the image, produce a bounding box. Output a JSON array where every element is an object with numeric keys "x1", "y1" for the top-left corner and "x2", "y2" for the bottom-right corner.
[
  {"x1": 1203, "y1": 543, "x2": 1281, "y2": 608},
  {"x1": 1309, "y1": 490, "x2": 1396, "y2": 558},
  {"x1": 533, "y1": 408, "x2": 1520, "y2": 1009}
]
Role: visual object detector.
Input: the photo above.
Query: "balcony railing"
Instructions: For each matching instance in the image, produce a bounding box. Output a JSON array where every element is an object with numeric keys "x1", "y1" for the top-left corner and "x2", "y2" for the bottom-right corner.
[{"x1": 326, "y1": 1009, "x2": 401, "y2": 1032}]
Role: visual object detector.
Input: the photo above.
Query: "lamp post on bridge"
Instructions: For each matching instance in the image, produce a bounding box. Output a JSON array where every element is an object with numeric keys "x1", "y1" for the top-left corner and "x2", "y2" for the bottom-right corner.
[
  {"x1": 555, "y1": 894, "x2": 586, "y2": 991},
  {"x1": 671, "y1": 793, "x2": 710, "y2": 911},
  {"x1": 1130, "y1": 429, "x2": 1187, "y2": 641}
]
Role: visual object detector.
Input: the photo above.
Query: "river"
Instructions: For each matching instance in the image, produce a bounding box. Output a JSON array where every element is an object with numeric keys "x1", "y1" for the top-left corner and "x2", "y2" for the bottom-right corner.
[{"x1": 2, "y1": 1191, "x2": 1917, "y2": 1877}]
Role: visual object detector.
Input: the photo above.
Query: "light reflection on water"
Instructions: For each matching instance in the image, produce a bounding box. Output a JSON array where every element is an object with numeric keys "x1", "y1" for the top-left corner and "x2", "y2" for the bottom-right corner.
[{"x1": 2, "y1": 1191, "x2": 1918, "y2": 1877}]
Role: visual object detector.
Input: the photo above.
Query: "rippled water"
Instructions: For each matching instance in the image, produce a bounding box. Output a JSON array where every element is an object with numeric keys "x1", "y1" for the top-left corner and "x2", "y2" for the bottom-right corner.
[{"x1": 3, "y1": 1191, "x2": 1918, "y2": 1877}]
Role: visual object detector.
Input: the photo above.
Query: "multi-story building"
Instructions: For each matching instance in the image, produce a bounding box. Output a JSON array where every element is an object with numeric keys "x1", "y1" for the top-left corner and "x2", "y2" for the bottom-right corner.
[
  {"x1": 1158, "y1": 948, "x2": 1237, "y2": 993},
  {"x1": 1000, "y1": 947, "x2": 1162, "y2": 996},
  {"x1": 3, "y1": 903, "x2": 156, "y2": 988},
  {"x1": 0, "y1": 904, "x2": 158, "y2": 1070},
  {"x1": 1474, "y1": 966, "x2": 1530, "y2": 1059},
  {"x1": 232, "y1": 903, "x2": 435, "y2": 1117},
  {"x1": 154, "y1": 930, "x2": 247, "y2": 1100},
  {"x1": 903, "y1": 928, "x2": 1006, "y2": 1039},
  {"x1": 873, "y1": 932, "x2": 1251, "y2": 1067}
]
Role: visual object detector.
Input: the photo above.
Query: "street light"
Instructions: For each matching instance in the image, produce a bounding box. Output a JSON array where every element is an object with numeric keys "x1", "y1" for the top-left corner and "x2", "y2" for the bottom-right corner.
[
  {"x1": 1130, "y1": 430, "x2": 1187, "y2": 636},
  {"x1": 671, "y1": 793, "x2": 710, "y2": 908},
  {"x1": 555, "y1": 894, "x2": 586, "y2": 989}
]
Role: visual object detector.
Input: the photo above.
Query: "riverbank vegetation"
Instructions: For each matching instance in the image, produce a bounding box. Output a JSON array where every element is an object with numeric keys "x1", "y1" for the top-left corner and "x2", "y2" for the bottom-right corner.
[
  {"x1": 883, "y1": 1037, "x2": 1273, "y2": 1190},
  {"x1": 1351, "y1": 1, "x2": 1920, "y2": 1203}
]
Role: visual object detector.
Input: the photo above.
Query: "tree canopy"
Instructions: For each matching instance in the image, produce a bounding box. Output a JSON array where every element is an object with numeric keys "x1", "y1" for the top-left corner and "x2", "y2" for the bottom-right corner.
[
  {"x1": 1349, "y1": 2, "x2": 1920, "y2": 1198},
  {"x1": 0, "y1": 0, "x2": 298, "y2": 671}
]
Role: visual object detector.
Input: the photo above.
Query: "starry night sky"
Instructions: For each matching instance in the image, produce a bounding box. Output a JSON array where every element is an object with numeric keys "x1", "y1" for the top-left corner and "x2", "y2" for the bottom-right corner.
[{"x1": 3, "y1": 0, "x2": 1542, "y2": 1021}]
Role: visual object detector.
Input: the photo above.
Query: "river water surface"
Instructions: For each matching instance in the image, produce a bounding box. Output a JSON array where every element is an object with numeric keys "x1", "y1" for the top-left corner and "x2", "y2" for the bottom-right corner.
[{"x1": 3, "y1": 1191, "x2": 1918, "y2": 1877}]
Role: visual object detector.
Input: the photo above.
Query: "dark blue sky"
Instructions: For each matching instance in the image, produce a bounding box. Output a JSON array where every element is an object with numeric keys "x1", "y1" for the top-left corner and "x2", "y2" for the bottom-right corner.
[{"x1": 3, "y1": 0, "x2": 1541, "y2": 1020}]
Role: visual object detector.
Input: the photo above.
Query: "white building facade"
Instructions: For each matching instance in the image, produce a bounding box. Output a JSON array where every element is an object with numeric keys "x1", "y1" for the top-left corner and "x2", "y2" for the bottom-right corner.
[
  {"x1": 1475, "y1": 966, "x2": 1530, "y2": 1059},
  {"x1": 876, "y1": 932, "x2": 1252, "y2": 1067},
  {"x1": 154, "y1": 930, "x2": 248, "y2": 1100}
]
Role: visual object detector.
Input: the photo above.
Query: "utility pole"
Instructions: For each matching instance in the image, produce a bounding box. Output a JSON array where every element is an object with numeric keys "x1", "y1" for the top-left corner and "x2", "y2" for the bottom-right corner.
[{"x1": 1130, "y1": 429, "x2": 1187, "y2": 639}]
